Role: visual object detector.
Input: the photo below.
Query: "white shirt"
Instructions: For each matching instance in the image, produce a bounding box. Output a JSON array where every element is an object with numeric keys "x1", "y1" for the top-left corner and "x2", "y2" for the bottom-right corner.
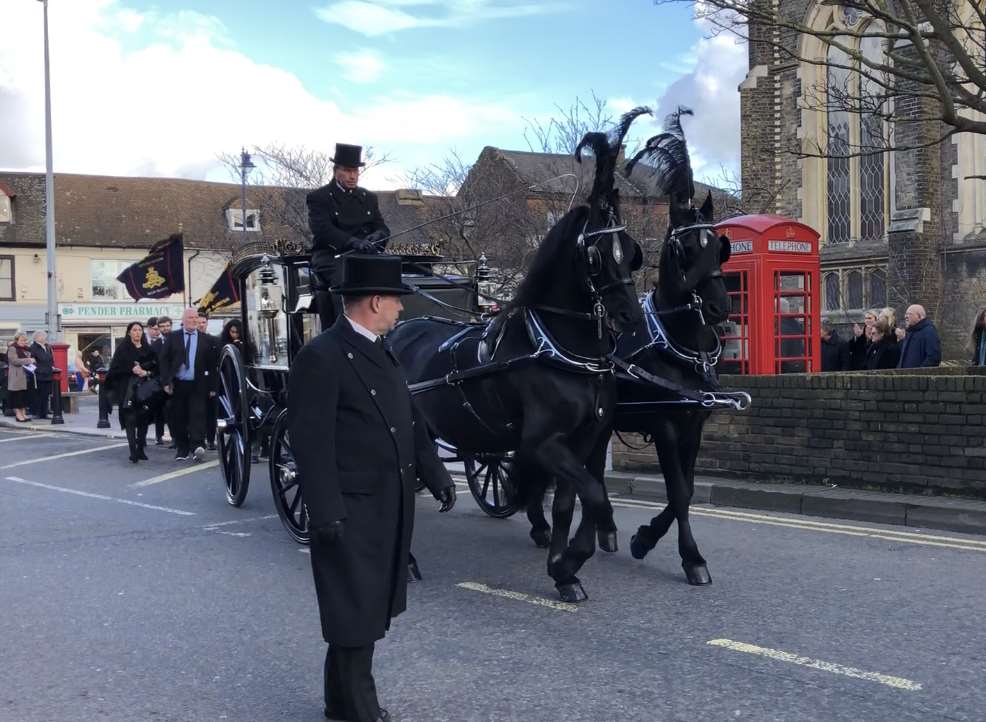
[{"x1": 345, "y1": 315, "x2": 378, "y2": 343}]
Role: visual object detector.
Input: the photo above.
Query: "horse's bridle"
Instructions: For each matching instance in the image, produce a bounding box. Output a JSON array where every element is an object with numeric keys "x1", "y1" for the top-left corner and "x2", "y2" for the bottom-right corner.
[{"x1": 663, "y1": 221, "x2": 726, "y2": 327}]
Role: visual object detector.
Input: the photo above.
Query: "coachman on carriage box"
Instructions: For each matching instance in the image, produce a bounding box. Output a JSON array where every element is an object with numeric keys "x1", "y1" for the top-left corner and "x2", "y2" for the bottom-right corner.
[
  {"x1": 288, "y1": 254, "x2": 456, "y2": 722},
  {"x1": 307, "y1": 143, "x2": 391, "y2": 331}
]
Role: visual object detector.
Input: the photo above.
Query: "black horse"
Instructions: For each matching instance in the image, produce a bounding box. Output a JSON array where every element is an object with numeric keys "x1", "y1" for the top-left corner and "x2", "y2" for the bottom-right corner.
[
  {"x1": 524, "y1": 108, "x2": 735, "y2": 586},
  {"x1": 389, "y1": 108, "x2": 649, "y2": 601}
]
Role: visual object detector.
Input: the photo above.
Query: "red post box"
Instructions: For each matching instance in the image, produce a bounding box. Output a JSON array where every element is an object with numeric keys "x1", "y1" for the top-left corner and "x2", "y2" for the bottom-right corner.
[
  {"x1": 714, "y1": 215, "x2": 821, "y2": 375},
  {"x1": 51, "y1": 342, "x2": 70, "y2": 393}
]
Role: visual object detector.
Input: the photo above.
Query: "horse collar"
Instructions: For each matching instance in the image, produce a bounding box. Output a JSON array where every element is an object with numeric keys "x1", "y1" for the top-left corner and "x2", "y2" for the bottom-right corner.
[
  {"x1": 524, "y1": 308, "x2": 613, "y2": 374},
  {"x1": 640, "y1": 292, "x2": 721, "y2": 380}
]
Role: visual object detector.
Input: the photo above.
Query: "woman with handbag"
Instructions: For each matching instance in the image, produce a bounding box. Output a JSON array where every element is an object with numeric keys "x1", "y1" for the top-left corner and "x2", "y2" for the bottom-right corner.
[
  {"x1": 107, "y1": 322, "x2": 159, "y2": 463},
  {"x1": 6, "y1": 334, "x2": 37, "y2": 422}
]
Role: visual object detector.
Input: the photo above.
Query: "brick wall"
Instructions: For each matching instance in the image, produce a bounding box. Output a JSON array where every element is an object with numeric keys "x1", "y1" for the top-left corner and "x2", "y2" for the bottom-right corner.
[{"x1": 612, "y1": 369, "x2": 986, "y2": 499}]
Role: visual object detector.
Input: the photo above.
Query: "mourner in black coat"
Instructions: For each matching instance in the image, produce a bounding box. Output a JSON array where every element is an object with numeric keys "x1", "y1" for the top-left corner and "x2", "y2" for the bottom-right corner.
[
  {"x1": 864, "y1": 329, "x2": 900, "y2": 370},
  {"x1": 160, "y1": 308, "x2": 219, "y2": 462},
  {"x1": 307, "y1": 143, "x2": 391, "y2": 331},
  {"x1": 107, "y1": 322, "x2": 160, "y2": 463},
  {"x1": 29, "y1": 332, "x2": 55, "y2": 419},
  {"x1": 288, "y1": 255, "x2": 455, "y2": 722}
]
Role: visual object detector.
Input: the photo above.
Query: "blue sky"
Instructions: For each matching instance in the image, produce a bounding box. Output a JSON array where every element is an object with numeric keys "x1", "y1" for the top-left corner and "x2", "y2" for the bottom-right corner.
[{"x1": 1, "y1": 1, "x2": 745, "y2": 189}]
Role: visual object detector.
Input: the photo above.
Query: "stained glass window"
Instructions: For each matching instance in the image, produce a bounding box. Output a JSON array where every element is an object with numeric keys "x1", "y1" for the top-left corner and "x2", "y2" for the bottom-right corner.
[
  {"x1": 825, "y1": 272, "x2": 841, "y2": 311},
  {"x1": 869, "y1": 268, "x2": 887, "y2": 307},
  {"x1": 847, "y1": 270, "x2": 864, "y2": 308}
]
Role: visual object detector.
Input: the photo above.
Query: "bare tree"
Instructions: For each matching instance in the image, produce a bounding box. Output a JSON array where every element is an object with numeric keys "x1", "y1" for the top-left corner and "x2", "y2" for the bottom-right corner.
[{"x1": 667, "y1": 0, "x2": 986, "y2": 161}]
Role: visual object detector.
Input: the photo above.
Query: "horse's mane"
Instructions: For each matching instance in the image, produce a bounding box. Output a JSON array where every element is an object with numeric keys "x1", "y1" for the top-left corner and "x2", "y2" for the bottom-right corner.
[{"x1": 511, "y1": 205, "x2": 587, "y2": 307}]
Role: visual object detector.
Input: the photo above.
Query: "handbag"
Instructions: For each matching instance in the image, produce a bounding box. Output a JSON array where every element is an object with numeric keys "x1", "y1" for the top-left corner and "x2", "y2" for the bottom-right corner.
[{"x1": 134, "y1": 376, "x2": 162, "y2": 405}]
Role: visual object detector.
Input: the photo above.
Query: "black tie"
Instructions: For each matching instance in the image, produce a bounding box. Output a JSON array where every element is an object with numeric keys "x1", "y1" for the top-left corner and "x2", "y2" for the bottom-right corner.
[{"x1": 184, "y1": 333, "x2": 192, "y2": 367}]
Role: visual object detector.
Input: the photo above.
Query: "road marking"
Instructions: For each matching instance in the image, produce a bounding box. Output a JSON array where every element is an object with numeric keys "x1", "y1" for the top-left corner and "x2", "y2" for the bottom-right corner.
[
  {"x1": 456, "y1": 581, "x2": 578, "y2": 613},
  {"x1": 203, "y1": 514, "x2": 277, "y2": 529},
  {"x1": 299, "y1": 548, "x2": 311, "y2": 554},
  {"x1": 0, "y1": 433, "x2": 56, "y2": 444},
  {"x1": 131, "y1": 460, "x2": 220, "y2": 487},
  {"x1": 216, "y1": 531, "x2": 251, "y2": 537},
  {"x1": 607, "y1": 499, "x2": 986, "y2": 553},
  {"x1": 0, "y1": 443, "x2": 128, "y2": 470},
  {"x1": 706, "y1": 639, "x2": 923, "y2": 691},
  {"x1": 3, "y1": 476, "x2": 195, "y2": 516}
]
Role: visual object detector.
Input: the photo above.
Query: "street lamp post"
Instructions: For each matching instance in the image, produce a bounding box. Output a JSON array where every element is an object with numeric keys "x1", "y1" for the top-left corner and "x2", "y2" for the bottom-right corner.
[
  {"x1": 39, "y1": 0, "x2": 58, "y2": 340},
  {"x1": 238, "y1": 148, "x2": 255, "y2": 245}
]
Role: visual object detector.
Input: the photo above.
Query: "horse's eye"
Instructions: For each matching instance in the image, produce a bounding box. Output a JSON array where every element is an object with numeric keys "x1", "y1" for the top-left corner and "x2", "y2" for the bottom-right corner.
[{"x1": 612, "y1": 235, "x2": 623, "y2": 264}]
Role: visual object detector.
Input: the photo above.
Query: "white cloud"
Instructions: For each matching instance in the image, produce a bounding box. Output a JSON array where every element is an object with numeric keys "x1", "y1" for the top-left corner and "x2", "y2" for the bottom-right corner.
[
  {"x1": 334, "y1": 48, "x2": 386, "y2": 83},
  {"x1": 314, "y1": 0, "x2": 569, "y2": 37},
  {"x1": 0, "y1": 0, "x2": 521, "y2": 190}
]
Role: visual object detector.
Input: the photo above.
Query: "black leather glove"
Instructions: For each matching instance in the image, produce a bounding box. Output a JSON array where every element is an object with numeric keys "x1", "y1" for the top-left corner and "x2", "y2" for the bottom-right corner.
[
  {"x1": 315, "y1": 519, "x2": 345, "y2": 544},
  {"x1": 364, "y1": 229, "x2": 388, "y2": 244},
  {"x1": 349, "y1": 236, "x2": 376, "y2": 254},
  {"x1": 435, "y1": 485, "x2": 456, "y2": 513}
]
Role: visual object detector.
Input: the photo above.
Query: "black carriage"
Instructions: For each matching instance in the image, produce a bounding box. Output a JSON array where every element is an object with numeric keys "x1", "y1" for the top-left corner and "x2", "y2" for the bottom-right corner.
[{"x1": 215, "y1": 239, "x2": 512, "y2": 542}]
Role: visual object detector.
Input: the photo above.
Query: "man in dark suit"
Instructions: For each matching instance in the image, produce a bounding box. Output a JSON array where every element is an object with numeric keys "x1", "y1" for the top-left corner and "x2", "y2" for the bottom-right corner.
[
  {"x1": 161, "y1": 308, "x2": 218, "y2": 462},
  {"x1": 29, "y1": 331, "x2": 54, "y2": 419},
  {"x1": 146, "y1": 316, "x2": 169, "y2": 444},
  {"x1": 197, "y1": 311, "x2": 219, "y2": 450},
  {"x1": 307, "y1": 143, "x2": 391, "y2": 331},
  {"x1": 288, "y1": 255, "x2": 455, "y2": 722}
]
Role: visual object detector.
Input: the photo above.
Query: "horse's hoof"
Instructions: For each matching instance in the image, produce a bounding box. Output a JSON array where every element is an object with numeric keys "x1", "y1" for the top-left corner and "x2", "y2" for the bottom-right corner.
[
  {"x1": 530, "y1": 528, "x2": 551, "y2": 548},
  {"x1": 556, "y1": 581, "x2": 588, "y2": 603},
  {"x1": 683, "y1": 563, "x2": 712, "y2": 586},
  {"x1": 598, "y1": 529, "x2": 618, "y2": 553},
  {"x1": 629, "y1": 533, "x2": 651, "y2": 560}
]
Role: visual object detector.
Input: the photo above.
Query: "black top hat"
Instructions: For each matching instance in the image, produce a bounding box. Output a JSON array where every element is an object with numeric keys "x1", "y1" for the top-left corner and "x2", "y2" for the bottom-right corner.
[
  {"x1": 331, "y1": 255, "x2": 415, "y2": 296},
  {"x1": 331, "y1": 143, "x2": 366, "y2": 168}
]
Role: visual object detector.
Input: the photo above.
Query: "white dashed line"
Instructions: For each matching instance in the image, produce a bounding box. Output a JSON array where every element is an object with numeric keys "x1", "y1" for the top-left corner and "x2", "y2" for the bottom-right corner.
[
  {"x1": 131, "y1": 460, "x2": 220, "y2": 487},
  {"x1": 707, "y1": 639, "x2": 923, "y2": 691},
  {"x1": 3, "y1": 476, "x2": 195, "y2": 516},
  {"x1": 456, "y1": 581, "x2": 578, "y2": 613},
  {"x1": 0, "y1": 433, "x2": 56, "y2": 443},
  {"x1": 0, "y1": 443, "x2": 128, "y2": 469}
]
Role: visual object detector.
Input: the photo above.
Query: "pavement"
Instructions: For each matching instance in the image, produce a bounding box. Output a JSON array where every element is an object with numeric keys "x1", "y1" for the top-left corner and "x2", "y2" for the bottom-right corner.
[
  {"x1": 6, "y1": 395, "x2": 986, "y2": 537},
  {"x1": 1, "y1": 428, "x2": 985, "y2": 721}
]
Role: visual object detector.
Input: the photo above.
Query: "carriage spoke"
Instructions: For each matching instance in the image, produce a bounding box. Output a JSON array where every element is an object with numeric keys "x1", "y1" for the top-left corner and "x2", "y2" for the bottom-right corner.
[{"x1": 288, "y1": 488, "x2": 301, "y2": 514}]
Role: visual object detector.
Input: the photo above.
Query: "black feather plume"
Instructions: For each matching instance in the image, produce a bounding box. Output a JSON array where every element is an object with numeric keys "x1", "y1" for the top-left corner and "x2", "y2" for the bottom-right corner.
[
  {"x1": 575, "y1": 106, "x2": 652, "y2": 213},
  {"x1": 625, "y1": 106, "x2": 695, "y2": 205}
]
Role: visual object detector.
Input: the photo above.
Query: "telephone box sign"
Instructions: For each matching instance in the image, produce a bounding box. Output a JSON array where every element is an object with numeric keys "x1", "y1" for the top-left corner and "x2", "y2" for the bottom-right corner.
[
  {"x1": 768, "y1": 240, "x2": 812, "y2": 253},
  {"x1": 731, "y1": 240, "x2": 753, "y2": 254}
]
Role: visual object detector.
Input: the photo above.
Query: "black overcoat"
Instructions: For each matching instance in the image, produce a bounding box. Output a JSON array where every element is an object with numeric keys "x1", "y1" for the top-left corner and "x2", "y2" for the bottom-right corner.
[
  {"x1": 287, "y1": 318, "x2": 453, "y2": 646},
  {"x1": 307, "y1": 181, "x2": 390, "y2": 275}
]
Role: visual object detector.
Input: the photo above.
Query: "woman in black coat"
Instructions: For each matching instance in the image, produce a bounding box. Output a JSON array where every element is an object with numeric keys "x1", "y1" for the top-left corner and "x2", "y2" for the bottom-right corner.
[
  {"x1": 107, "y1": 322, "x2": 160, "y2": 463},
  {"x1": 220, "y1": 319, "x2": 253, "y2": 363},
  {"x1": 865, "y1": 318, "x2": 900, "y2": 370}
]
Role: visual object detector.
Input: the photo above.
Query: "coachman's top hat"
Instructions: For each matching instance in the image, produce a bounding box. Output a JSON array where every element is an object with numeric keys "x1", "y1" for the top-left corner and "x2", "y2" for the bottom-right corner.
[
  {"x1": 331, "y1": 255, "x2": 415, "y2": 296},
  {"x1": 331, "y1": 143, "x2": 366, "y2": 168}
]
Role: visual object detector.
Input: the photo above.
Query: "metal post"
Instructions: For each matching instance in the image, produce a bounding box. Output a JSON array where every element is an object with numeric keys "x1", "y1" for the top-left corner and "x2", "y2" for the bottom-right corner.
[
  {"x1": 49, "y1": 367, "x2": 64, "y2": 425},
  {"x1": 96, "y1": 368, "x2": 111, "y2": 428},
  {"x1": 41, "y1": 0, "x2": 58, "y2": 341}
]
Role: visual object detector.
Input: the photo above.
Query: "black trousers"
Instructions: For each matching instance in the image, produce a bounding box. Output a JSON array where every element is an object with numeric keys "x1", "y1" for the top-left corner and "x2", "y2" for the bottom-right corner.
[
  {"x1": 152, "y1": 399, "x2": 168, "y2": 441},
  {"x1": 325, "y1": 643, "x2": 380, "y2": 722},
  {"x1": 205, "y1": 396, "x2": 217, "y2": 445},
  {"x1": 119, "y1": 409, "x2": 148, "y2": 459},
  {"x1": 32, "y1": 381, "x2": 52, "y2": 418},
  {"x1": 313, "y1": 264, "x2": 342, "y2": 332},
  {"x1": 169, "y1": 381, "x2": 206, "y2": 454}
]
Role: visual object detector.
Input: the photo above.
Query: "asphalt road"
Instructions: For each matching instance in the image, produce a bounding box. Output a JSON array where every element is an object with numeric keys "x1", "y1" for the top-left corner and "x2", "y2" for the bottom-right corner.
[{"x1": 1, "y1": 427, "x2": 984, "y2": 722}]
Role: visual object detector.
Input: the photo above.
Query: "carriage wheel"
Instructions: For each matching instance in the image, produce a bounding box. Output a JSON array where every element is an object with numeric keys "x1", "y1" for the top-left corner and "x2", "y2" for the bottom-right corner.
[
  {"x1": 217, "y1": 343, "x2": 252, "y2": 507},
  {"x1": 269, "y1": 411, "x2": 310, "y2": 545},
  {"x1": 463, "y1": 452, "x2": 518, "y2": 518}
]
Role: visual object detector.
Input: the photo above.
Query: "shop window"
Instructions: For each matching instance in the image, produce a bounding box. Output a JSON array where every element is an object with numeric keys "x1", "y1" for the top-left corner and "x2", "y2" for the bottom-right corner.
[
  {"x1": 227, "y1": 208, "x2": 260, "y2": 232},
  {"x1": 0, "y1": 256, "x2": 13, "y2": 300},
  {"x1": 91, "y1": 260, "x2": 132, "y2": 300},
  {"x1": 824, "y1": 272, "x2": 840, "y2": 311},
  {"x1": 868, "y1": 268, "x2": 887, "y2": 307}
]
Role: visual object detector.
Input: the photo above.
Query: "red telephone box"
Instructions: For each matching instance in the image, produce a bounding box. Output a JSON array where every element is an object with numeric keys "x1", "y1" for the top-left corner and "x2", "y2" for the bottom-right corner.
[{"x1": 714, "y1": 215, "x2": 821, "y2": 375}]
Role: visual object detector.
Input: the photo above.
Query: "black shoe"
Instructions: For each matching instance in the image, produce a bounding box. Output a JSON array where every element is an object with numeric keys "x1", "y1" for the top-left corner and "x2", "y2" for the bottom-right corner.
[
  {"x1": 130, "y1": 455, "x2": 139, "y2": 464},
  {"x1": 324, "y1": 706, "x2": 345, "y2": 720},
  {"x1": 175, "y1": 451, "x2": 189, "y2": 461},
  {"x1": 376, "y1": 709, "x2": 391, "y2": 722},
  {"x1": 207, "y1": 441, "x2": 216, "y2": 451},
  {"x1": 192, "y1": 446, "x2": 206, "y2": 463},
  {"x1": 155, "y1": 438, "x2": 165, "y2": 446},
  {"x1": 137, "y1": 449, "x2": 149, "y2": 461}
]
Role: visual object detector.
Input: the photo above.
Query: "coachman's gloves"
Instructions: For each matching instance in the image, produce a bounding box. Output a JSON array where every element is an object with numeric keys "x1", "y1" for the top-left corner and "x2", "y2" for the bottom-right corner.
[
  {"x1": 316, "y1": 520, "x2": 345, "y2": 544},
  {"x1": 351, "y1": 237, "x2": 378, "y2": 254},
  {"x1": 436, "y1": 485, "x2": 456, "y2": 513},
  {"x1": 363, "y1": 229, "x2": 389, "y2": 245}
]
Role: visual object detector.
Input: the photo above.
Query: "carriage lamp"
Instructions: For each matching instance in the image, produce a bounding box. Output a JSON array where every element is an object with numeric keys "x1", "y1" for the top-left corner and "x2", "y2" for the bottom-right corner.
[
  {"x1": 475, "y1": 253, "x2": 490, "y2": 281},
  {"x1": 259, "y1": 255, "x2": 278, "y2": 285}
]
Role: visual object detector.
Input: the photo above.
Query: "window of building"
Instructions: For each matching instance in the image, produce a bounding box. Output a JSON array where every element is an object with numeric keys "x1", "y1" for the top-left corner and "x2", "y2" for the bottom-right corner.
[
  {"x1": 227, "y1": 208, "x2": 260, "y2": 232},
  {"x1": 818, "y1": 23, "x2": 889, "y2": 246},
  {"x1": 0, "y1": 196, "x2": 12, "y2": 224},
  {"x1": 847, "y1": 269, "x2": 864, "y2": 308},
  {"x1": 824, "y1": 272, "x2": 841, "y2": 311},
  {"x1": 868, "y1": 268, "x2": 887, "y2": 307},
  {"x1": 0, "y1": 256, "x2": 13, "y2": 301},
  {"x1": 91, "y1": 260, "x2": 132, "y2": 300}
]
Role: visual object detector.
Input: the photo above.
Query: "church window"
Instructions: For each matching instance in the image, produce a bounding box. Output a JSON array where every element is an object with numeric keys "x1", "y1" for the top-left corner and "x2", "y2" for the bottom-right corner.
[
  {"x1": 826, "y1": 43, "x2": 852, "y2": 245},
  {"x1": 868, "y1": 268, "x2": 887, "y2": 307},
  {"x1": 824, "y1": 272, "x2": 841, "y2": 311},
  {"x1": 847, "y1": 269, "x2": 864, "y2": 308},
  {"x1": 858, "y1": 32, "x2": 886, "y2": 242}
]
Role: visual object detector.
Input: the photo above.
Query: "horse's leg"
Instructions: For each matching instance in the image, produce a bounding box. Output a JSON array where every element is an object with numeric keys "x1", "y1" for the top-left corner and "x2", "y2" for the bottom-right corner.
[
  {"x1": 674, "y1": 418, "x2": 710, "y2": 585},
  {"x1": 545, "y1": 479, "x2": 587, "y2": 602},
  {"x1": 630, "y1": 421, "x2": 677, "y2": 560},
  {"x1": 545, "y1": 432, "x2": 611, "y2": 601},
  {"x1": 527, "y1": 487, "x2": 551, "y2": 548}
]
